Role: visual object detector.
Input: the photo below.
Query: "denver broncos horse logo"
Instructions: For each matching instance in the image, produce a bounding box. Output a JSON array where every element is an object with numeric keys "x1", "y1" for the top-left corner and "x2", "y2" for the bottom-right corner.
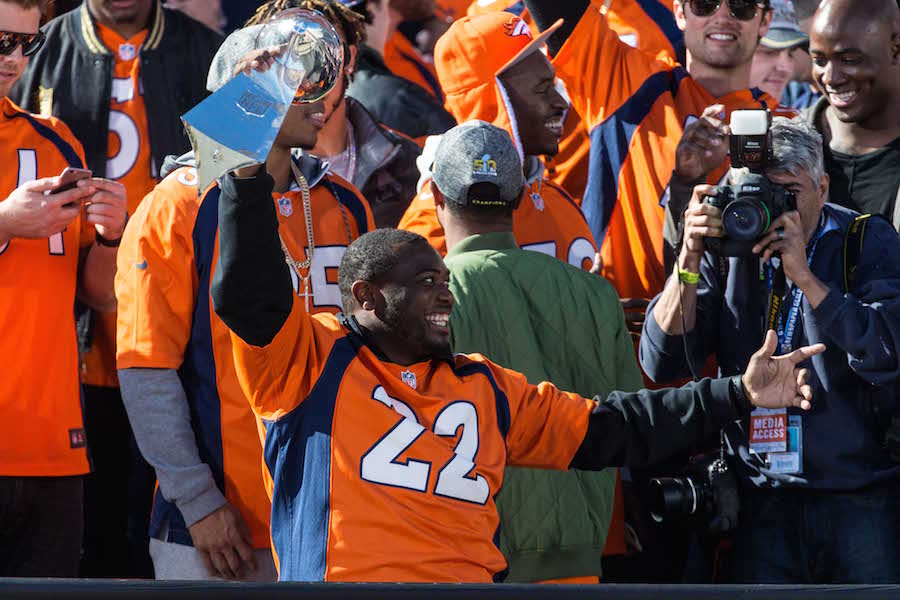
[{"x1": 503, "y1": 18, "x2": 532, "y2": 40}]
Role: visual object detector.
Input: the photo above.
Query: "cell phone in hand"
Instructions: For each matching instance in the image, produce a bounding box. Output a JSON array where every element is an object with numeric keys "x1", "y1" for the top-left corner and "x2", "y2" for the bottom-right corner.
[{"x1": 49, "y1": 167, "x2": 92, "y2": 206}]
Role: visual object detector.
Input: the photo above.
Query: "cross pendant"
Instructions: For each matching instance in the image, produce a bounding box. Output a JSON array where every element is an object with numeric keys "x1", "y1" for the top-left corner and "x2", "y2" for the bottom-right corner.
[{"x1": 298, "y1": 276, "x2": 313, "y2": 312}]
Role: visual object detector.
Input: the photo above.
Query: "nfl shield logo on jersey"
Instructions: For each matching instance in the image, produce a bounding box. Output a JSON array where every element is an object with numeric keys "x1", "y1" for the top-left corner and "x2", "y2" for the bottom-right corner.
[
  {"x1": 401, "y1": 370, "x2": 417, "y2": 390},
  {"x1": 118, "y1": 43, "x2": 136, "y2": 61},
  {"x1": 277, "y1": 197, "x2": 293, "y2": 217}
]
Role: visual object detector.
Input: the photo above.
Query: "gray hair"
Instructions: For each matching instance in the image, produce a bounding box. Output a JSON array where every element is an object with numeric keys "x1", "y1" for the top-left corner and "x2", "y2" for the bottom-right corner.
[{"x1": 766, "y1": 116, "x2": 826, "y2": 185}]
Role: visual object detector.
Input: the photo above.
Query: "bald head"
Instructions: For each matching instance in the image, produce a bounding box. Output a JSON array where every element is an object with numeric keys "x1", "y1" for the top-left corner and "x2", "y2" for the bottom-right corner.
[
  {"x1": 814, "y1": 0, "x2": 899, "y2": 35},
  {"x1": 810, "y1": 0, "x2": 900, "y2": 128}
]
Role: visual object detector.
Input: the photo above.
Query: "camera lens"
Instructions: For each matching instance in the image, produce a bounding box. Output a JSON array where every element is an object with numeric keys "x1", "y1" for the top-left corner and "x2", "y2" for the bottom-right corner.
[
  {"x1": 722, "y1": 199, "x2": 769, "y2": 241},
  {"x1": 647, "y1": 478, "x2": 701, "y2": 523}
]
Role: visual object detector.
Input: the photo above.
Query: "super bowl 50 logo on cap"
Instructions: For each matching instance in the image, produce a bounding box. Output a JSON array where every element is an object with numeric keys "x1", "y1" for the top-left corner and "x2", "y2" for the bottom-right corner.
[
  {"x1": 474, "y1": 154, "x2": 498, "y2": 177},
  {"x1": 503, "y1": 17, "x2": 532, "y2": 39}
]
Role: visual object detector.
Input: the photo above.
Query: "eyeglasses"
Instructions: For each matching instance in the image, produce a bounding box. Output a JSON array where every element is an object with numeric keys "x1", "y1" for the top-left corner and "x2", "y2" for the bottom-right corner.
[
  {"x1": 688, "y1": 0, "x2": 766, "y2": 21},
  {"x1": 0, "y1": 31, "x2": 46, "y2": 57}
]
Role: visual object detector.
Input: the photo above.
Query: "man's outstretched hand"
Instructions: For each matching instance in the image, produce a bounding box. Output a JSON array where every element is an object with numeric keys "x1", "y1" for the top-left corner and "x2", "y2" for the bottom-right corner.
[{"x1": 741, "y1": 330, "x2": 825, "y2": 411}]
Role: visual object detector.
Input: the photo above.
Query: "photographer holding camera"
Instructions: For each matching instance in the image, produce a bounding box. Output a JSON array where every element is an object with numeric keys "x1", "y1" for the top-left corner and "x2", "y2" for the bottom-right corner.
[{"x1": 640, "y1": 116, "x2": 900, "y2": 583}]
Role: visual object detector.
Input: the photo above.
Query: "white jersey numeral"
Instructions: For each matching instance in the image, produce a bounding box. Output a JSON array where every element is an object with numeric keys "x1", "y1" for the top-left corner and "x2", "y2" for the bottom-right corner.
[
  {"x1": 360, "y1": 417, "x2": 431, "y2": 492},
  {"x1": 106, "y1": 78, "x2": 141, "y2": 181},
  {"x1": 5, "y1": 150, "x2": 65, "y2": 256},
  {"x1": 287, "y1": 245, "x2": 348, "y2": 310},
  {"x1": 521, "y1": 237, "x2": 596, "y2": 271},
  {"x1": 433, "y1": 402, "x2": 490, "y2": 504},
  {"x1": 360, "y1": 387, "x2": 489, "y2": 505}
]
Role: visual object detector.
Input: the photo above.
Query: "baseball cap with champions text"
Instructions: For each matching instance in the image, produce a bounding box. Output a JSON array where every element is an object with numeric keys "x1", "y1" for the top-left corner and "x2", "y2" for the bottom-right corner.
[{"x1": 432, "y1": 120, "x2": 525, "y2": 207}]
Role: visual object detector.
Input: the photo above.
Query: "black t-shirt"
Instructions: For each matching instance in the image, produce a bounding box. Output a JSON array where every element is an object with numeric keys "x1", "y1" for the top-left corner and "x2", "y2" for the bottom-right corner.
[{"x1": 827, "y1": 138, "x2": 900, "y2": 222}]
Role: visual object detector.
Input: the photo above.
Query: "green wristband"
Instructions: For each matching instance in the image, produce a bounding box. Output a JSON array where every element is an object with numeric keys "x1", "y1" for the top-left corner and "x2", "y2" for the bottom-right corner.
[{"x1": 676, "y1": 263, "x2": 700, "y2": 285}]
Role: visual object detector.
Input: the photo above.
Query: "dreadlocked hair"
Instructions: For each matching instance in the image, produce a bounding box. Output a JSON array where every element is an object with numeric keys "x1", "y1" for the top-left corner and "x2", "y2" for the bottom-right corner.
[{"x1": 244, "y1": 0, "x2": 367, "y2": 49}]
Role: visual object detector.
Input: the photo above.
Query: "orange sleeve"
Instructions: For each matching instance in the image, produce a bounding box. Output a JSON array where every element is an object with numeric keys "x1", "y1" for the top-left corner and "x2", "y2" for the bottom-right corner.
[
  {"x1": 115, "y1": 171, "x2": 200, "y2": 370},
  {"x1": 489, "y1": 361, "x2": 596, "y2": 469},
  {"x1": 552, "y1": 3, "x2": 674, "y2": 130},
  {"x1": 231, "y1": 296, "x2": 342, "y2": 421},
  {"x1": 397, "y1": 186, "x2": 448, "y2": 256}
]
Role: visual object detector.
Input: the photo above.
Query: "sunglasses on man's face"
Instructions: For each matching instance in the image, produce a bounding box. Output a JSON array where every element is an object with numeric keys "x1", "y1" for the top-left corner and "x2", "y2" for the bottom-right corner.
[
  {"x1": 688, "y1": 0, "x2": 765, "y2": 21},
  {"x1": 0, "y1": 31, "x2": 46, "y2": 57}
]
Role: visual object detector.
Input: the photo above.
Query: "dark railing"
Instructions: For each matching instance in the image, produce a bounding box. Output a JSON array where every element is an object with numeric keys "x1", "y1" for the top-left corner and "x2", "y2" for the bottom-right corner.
[{"x1": 2, "y1": 581, "x2": 899, "y2": 600}]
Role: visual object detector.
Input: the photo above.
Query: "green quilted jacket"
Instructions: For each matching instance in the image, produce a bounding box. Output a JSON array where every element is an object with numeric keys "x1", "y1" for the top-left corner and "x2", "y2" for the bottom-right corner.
[{"x1": 445, "y1": 233, "x2": 644, "y2": 582}]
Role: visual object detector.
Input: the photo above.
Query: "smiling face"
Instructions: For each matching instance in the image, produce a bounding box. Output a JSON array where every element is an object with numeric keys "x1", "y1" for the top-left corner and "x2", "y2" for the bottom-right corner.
[
  {"x1": 375, "y1": 242, "x2": 455, "y2": 361},
  {"x1": 809, "y1": 5, "x2": 900, "y2": 128},
  {"x1": 675, "y1": 0, "x2": 772, "y2": 71},
  {"x1": 750, "y1": 44, "x2": 799, "y2": 100},
  {"x1": 0, "y1": 1, "x2": 40, "y2": 99},
  {"x1": 276, "y1": 99, "x2": 327, "y2": 150},
  {"x1": 497, "y1": 51, "x2": 568, "y2": 158}
]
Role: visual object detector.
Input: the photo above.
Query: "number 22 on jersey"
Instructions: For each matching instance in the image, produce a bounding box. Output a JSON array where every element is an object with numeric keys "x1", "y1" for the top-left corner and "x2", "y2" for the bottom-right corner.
[{"x1": 360, "y1": 386, "x2": 490, "y2": 505}]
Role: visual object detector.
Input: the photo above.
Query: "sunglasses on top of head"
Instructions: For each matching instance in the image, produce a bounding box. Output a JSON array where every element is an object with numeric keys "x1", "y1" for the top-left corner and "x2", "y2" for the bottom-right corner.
[
  {"x1": 688, "y1": 0, "x2": 767, "y2": 21},
  {"x1": 0, "y1": 30, "x2": 46, "y2": 57}
]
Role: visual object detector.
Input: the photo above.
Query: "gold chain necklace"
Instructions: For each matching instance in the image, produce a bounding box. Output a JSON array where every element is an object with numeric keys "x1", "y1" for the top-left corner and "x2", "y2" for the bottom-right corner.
[
  {"x1": 279, "y1": 161, "x2": 315, "y2": 311},
  {"x1": 278, "y1": 160, "x2": 353, "y2": 311}
]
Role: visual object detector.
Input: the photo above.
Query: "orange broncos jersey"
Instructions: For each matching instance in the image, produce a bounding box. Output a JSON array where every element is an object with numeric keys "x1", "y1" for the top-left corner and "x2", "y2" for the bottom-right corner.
[
  {"x1": 0, "y1": 98, "x2": 93, "y2": 476},
  {"x1": 81, "y1": 23, "x2": 159, "y2": 388},
  {"x1": 398, "y1": 178, "x2": 597, "y2": 270},
  {"x1": 115, "y1": 162, "x2": 374, "y2": 548},
  {"x1": 230, "y1": 297, "x2": 597, "y2": 581},
  {"x1": 546, "y1": 0, "x2": 683, "y2": 202},
  {"x1": 383, "y1": 33, "x2": 444, "y2": 102},
  {"x1": 552, "y1": 4, "x2": 791, "y2": 300}
]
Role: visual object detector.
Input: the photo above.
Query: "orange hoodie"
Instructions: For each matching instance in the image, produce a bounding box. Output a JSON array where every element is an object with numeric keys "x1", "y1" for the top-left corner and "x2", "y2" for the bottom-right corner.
[{"x1": 398, "y1": 12, "x2": 598, "y2": 271}]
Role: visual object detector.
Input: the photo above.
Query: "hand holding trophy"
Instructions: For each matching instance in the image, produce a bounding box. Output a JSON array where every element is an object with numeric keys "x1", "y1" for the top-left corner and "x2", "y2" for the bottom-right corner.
[{"x1": 181, "y1": 9, "x2": 344, "y2": 194}]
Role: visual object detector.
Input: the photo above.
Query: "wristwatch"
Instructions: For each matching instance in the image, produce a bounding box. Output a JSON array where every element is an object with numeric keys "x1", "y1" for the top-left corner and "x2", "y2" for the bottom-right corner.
[
  {"x1": 95, "y1": 213, "x2": 128, "y2": 247},
  {"x1": 95, "y1": 230, "x2": 122, "y2": 247}
]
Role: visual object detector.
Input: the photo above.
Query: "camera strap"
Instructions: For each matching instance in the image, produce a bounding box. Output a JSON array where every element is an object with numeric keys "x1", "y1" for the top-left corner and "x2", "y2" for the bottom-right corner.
[{"x1": 764, "y1": 216, "x2": 828, "y2": 354}]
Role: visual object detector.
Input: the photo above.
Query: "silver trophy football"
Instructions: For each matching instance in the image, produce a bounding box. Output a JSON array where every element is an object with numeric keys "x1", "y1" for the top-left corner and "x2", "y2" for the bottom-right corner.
[{"x1": 182, "y1": 9, "x2": 344, "y2": 194}]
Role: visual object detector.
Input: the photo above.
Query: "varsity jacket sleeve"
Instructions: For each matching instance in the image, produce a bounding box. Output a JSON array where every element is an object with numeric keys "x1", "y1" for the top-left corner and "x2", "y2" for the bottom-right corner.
[
  {"x1": 119, "y1": 367, "x2": 227, "y2": 527},
  {"x1": 570, "y1": 376, "x2": 752, "y2": 470},
  {"x1": 210, "y1": 171, "x2": 294, "y2": 347}
]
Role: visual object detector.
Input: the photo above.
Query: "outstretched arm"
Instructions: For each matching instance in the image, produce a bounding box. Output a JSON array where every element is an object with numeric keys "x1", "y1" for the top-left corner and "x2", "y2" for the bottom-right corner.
[{"x1": 572, "y1": 332, "x2": 824, "y2": 469}]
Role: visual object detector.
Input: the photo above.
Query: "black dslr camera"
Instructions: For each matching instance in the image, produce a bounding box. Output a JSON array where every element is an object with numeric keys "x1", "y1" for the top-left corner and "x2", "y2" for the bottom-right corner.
[
  {"x1": 703, "y1": 110, "x2": 796, "y2": 257},
  {"x1": 648, "y1": 452, "x2": 739, "y2": 535}
]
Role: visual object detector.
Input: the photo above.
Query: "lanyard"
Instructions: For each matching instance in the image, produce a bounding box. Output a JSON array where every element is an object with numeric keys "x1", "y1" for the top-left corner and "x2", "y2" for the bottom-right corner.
[{"x1": 765, "y1": 217, "x2": 827, "y2": 354}]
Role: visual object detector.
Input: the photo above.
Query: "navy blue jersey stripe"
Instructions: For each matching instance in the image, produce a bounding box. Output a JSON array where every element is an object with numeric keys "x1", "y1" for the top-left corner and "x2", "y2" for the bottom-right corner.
[
  {"x1": 583, "y1": 68, "x2": 688, "y2": 244},
  {"x1": 634, "y1": 0, "x2": 684, "y2": 58},
  {"x1": 149, "y1": 186, "x2": 225, "y2": 547},
  {"x1": 264, "y1": 336, "x2": 358, "y2": 581},
  {"x1": 450, "y1": 361, "x2": 511, "y2": 442},
  {"x1": 9, "y1": 112, "x2": 84, "y2": 168},
  {"x1": 325, "y1": 178, "x2": 370, "y2": 237},
  {"x1": 503, "y1": 1, "x2": 526, "y2": 16},
  {"x1": 396, "y1": 49, "x2": 444, "y2": 103}
]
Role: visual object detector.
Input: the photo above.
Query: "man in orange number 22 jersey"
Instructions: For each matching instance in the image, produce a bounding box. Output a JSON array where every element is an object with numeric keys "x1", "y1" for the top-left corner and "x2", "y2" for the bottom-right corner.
[{"x1": 207, "y1": 21, "x2": 825, "y2": 577}]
